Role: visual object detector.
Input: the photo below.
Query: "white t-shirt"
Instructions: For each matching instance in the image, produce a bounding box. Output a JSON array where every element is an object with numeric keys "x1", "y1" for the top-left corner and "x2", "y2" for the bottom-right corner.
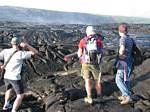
[{"x1": 0, "y1": 48, "x2": 32, "y2": 80}]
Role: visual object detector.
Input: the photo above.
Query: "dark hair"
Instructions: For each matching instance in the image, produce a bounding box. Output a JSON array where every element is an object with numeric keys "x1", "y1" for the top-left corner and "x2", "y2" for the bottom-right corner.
[{"x1": 118, "y1": 23, "x2": 128, "y2": 34}]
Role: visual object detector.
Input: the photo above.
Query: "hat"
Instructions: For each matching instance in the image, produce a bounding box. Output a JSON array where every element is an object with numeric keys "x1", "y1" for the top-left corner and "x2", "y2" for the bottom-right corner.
[
  {"x1": 11, "y1": 37, "x2": 21, "y2": 45},
  {"x1": 86, "y1": 26, "x2": 95, "y2": 36}
]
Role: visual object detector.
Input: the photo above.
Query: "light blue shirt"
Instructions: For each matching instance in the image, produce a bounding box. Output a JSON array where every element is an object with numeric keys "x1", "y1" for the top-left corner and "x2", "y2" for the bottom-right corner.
[{"x1": 0, "y1": 48, "x2": 32, "y2": 80}]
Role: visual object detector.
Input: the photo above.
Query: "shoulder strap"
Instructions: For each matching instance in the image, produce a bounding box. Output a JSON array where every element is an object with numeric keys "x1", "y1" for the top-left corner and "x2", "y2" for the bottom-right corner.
[
  {"x1": 84, "y1": 35, "x2": 97, "y2": 43},
  {"x1": 3, "y1": 50, "x2": 18, "y2": 69}
]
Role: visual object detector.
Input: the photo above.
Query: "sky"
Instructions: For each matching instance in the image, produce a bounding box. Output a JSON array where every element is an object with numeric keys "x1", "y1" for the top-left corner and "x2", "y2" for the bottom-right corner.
[{"x1": 0, "y1": 0, "x2": 150, "y2": 18}]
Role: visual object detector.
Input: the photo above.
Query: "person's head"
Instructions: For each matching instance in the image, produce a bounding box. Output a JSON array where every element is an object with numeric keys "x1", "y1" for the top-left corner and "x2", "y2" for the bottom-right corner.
[
  {"x1": 118, "y1": 23, "x2": 128, "y2": 37},
  {"x1": 11, "y1": 36, "x2": 21, "y2": 46},
  {"x1": 86, "y1": 26, "x2": 96, "y2": 36}
]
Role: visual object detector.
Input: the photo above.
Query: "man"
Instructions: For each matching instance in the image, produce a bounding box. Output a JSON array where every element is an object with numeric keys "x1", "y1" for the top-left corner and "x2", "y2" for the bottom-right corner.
[
  {"x1": 77, "y1": 26, "x2": 103, "y2": 104},
  {"x1": 115, "y1": 23, "x2": 134, "y2": 104},
  {"x1": 0, "y1": 36, "x2": 38, "y2": 112}
]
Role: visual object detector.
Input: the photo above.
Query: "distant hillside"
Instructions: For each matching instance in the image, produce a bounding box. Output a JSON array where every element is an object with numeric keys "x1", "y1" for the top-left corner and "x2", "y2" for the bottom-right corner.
[{"x1": 0, "y1": 6, "x2": 150, "y2": 24}]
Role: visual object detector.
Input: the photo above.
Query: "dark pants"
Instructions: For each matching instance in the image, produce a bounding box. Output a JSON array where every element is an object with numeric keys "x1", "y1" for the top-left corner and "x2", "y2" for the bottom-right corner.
[{"x1": 4, "y1": 79, "x2": 24, "y2": 94}]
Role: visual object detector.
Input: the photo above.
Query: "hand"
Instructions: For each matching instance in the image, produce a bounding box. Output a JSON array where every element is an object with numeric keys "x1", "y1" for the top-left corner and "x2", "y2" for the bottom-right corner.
[
  {"x1": 0, "y1": 62, "x2": 3, "y2": 69},
  {"x1": 119, "y1": 54, "x2": 126, "y2": 60},
  {"x1": 19, "y1": 42, "x2": 28, "y2": 48},
  {"x1": 0, "y1": 65, "x2": 4, "y2": 69},
  {"x1": 64, "y1": 56, "x2": 70, "y2": 61}
]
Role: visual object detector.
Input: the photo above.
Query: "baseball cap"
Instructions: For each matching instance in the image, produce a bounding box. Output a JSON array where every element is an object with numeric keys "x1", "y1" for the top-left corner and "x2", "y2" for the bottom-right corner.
[
  {"x1": 11, "y1": 36, "x2": 21, "y2": 45},
  {"x1": 86, "y1": 26, "x2": 95, "y2": 36}
]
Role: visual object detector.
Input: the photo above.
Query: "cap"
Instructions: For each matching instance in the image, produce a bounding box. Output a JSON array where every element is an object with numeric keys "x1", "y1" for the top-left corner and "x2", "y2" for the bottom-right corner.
[
  {"x1": 11, "y1": 37, "x2": 21, "y2": 45},
  {"x1": 86, "y1": 26, "x2": 95, "y2": 36}
]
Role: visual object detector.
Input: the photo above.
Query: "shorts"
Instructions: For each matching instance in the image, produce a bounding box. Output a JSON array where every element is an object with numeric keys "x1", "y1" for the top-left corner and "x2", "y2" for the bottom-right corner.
[
  {"x1": 81, "y1": 63, "x2": 101, "y2": 81},
  {"x1": 4, "y1": 79, "x2": 24, "y2": 94}
]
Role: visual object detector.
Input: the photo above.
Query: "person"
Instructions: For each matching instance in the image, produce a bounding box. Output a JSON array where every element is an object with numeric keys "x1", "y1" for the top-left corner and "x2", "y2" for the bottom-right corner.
[
  {"x1": 77, "y1": 26, "x2": 103, "y2": 104},
  {"x1": 115, "y1": 23, "x2": 134, "y2": 104},
  {"x1": 0, "y1": 36, "x2": 38, "y2": 112}
]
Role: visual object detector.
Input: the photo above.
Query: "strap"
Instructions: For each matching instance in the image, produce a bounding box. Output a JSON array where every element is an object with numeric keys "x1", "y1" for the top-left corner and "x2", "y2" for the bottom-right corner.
[
  {"x1": 131, "y1": 38, "x2": 136, "y2": 46},
  {"x1": 3, "y1": 50, "x2": 18, "y2": 69},
  {"x1": 84, "y1": 35, "x2": 97, "y2": 42}
]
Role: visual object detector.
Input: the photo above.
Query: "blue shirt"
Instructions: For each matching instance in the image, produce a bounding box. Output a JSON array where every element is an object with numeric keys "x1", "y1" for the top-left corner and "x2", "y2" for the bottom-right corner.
[{"x1": 119, "y1": 35, "x2": 134, "y2": 61}]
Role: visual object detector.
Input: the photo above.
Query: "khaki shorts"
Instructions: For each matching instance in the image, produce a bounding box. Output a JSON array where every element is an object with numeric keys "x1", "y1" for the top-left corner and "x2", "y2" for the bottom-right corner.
[{"x1": 81, "y1": 63, "x2": 101, "y2": 81}]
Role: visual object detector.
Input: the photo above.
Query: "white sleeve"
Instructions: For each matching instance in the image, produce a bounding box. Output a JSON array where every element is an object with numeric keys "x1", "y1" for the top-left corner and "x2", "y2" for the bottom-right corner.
[{"x1": 21, "y1": 51, "x2": 32, "y2": 60}]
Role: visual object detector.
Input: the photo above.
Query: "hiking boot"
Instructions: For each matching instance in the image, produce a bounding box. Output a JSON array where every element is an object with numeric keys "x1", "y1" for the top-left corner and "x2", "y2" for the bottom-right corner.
[
  {"x1": 3, "y1": 103, "x2": 12, "y2": 110},
  {"x1": 120, "y1": 96, "x2": 132, "y2": 105},
  {"x1": 84, "y1": 97, "x2": 93, "y2": 104},
  {"x1": 118, "y1": 96, "x2": 126, "y2": 101}
]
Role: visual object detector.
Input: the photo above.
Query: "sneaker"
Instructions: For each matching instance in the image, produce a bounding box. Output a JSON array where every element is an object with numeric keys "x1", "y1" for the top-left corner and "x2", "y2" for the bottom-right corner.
[
  {"x1": 120, "y1": 96, "x2": 132, "y2": 105},
  {"x1": 84, "y1": 97, "x2": 93, "y2": 104},
  {"x1": 118, "y1": 96, "x2": 126, "y2": 101},
  {"x1": 3, "y1": 103, "x2": 12, "y2": 110}
]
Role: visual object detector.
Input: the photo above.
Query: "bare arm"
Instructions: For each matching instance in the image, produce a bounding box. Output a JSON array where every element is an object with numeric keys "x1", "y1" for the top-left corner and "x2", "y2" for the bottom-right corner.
[
  {"x1": 20, "y1": 42, "x2": 38, "y2": 55},
  {"x1": 77, "y1": 48, "x2": 83, "y2": 57},
  {"x1": 119, "y1": 45, "x2": 125, "y2": 56}
]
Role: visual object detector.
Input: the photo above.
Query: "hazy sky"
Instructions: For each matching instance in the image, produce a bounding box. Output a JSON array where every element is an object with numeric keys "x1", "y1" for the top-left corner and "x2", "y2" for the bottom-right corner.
[{"x1": 0, "y1": 0, "x2": 150, "y2": 18}]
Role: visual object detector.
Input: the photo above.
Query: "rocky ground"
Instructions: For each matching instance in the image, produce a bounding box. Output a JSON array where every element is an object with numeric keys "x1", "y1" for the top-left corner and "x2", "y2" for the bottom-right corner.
[{"x1": 0, "y1": 23, "x2": 150, "y2": 112}]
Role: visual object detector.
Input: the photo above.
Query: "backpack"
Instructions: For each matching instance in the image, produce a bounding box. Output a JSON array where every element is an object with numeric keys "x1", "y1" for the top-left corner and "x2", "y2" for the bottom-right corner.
[
  {"x1": 84, "y1": 35, "x2": 102, "y2": 64},
  {"x1": 131, "y1": 39, "x2": 143, "y2": 66}
]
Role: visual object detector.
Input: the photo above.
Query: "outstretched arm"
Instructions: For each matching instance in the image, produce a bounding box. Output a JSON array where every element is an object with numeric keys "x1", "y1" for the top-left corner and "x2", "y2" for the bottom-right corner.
[{"x1": 20, "y1": 42, "x2": 38, "y2": 55}]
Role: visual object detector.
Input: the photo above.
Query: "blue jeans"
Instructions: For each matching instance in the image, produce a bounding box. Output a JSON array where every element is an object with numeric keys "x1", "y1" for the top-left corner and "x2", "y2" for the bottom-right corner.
[
  {"x1": 115, "y1": 57, "x2": 133, "y2": 97},
  {"x1": 125, "y1": 58, "x2": 134, "y2": 91}
]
